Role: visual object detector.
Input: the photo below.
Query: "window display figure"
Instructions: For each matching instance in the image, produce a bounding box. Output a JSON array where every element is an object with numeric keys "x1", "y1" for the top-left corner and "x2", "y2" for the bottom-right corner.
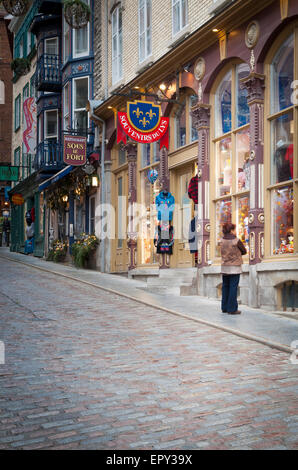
[
  {"x1": 274, "y1": 139, "x2": 292, "y2": 182},
  {"x1": 154, "y1": 190, "x2": 175, "y2": 259},
  {"x1": 25, "y1": 210, "x2": 35, "y2": 255}
]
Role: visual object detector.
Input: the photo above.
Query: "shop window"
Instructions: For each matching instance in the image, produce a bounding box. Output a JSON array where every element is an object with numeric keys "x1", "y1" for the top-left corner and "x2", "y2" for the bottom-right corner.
[
  {"x1": 236, "y1": 129, "x2": 250, "y2": 191},
  {"x1": 153, "y1": 141, "x2": 160, "y2": 162},
  {"x1": 112, "y1": 6, "x2": 123, "y2": 84},
  {"x1": 118, "y1": 147, "x2": 126, "y2": 165},
  {"x1": 271, "y1": 111, "x2": 293, "y2": 184},
  {"x1": 213, "y1": 63, "x2": 250, "y2": 257},
  {"x1": 215, "y1": 198, "x2": 232, "y2": 255},
  {"x1": 215, "y1": 70, "x2": 232, "y2": 137},
  {"x1": 141, "y1": 143, "x2": 151, "y2": 167},
  {"x1": 175, "y1": 99, "x2": 186, "y2": 148},
  {"x1": 271, "y1": 34, "x2": 294, "y2": 114},
  {"x1": 172, "y1": 0, "x2": 188, "y2": 36},
  {"x1": 139, "y1": 0, "x2": 152, "y2": 63},
  {"x1": 268, "y1": 32, "x2": 296, "y2": 257},
  {"x1": 140, "y1": 171, "x2": 159, "y2": 264},
  {"x1": 190, "y1": 95, "x2": 198, "y2": 142},
  {"x1": 272, "y1": 186, "x2": 293, "y2": 255},
  {"x1": 117, "y1": 176, "x2": 124, "y2": 248},
  {"x1": 73, "y1": 77, "x2": 89, "y2": 132},
  {"x1": 73, "y1": 0, "x2": 90, "y2": 58}
]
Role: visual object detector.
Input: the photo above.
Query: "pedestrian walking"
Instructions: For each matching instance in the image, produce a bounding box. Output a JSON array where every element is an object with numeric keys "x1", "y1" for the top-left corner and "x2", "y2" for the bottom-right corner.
[
  {"x1": 219, "y1": 222, "x2": 247, "y2": 315},
  {"x1": 2, "y1": 216, "x2": 10, "y2": 247}
]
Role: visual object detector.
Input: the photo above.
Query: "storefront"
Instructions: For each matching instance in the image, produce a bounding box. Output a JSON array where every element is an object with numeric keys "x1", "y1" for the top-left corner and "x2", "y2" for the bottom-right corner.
[{"x1": 94, "y1": 0, "x2": 298, "y2": 310}]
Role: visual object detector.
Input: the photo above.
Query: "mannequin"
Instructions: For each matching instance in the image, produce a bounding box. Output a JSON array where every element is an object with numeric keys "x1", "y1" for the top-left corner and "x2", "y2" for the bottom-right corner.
[
  {"x1": 155, "y1": 189, "x2": 175, "y2": 256},
  {"x1": 155, "y1": 189, "x2": 175, "y2": 222}
]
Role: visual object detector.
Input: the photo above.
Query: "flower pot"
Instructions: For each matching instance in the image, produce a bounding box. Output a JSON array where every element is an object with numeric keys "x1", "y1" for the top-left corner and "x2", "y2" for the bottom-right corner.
[{"x1": 64, "y1": 0, "x2": 91, "y2": 30}]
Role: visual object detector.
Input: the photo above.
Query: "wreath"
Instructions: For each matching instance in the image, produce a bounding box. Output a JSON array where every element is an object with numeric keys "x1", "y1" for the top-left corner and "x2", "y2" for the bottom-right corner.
[{"x1": 2, "y1": 0, "x2": 29, "y2": 16}]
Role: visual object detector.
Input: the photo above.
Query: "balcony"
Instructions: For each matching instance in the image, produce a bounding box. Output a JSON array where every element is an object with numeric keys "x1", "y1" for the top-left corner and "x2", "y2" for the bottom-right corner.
[
  {"x1": 34, "y1": 141, "x2": 64, "y2": 174},
  {"x1": 35, "y1": 54, "x2": 62, "y2": 92}
]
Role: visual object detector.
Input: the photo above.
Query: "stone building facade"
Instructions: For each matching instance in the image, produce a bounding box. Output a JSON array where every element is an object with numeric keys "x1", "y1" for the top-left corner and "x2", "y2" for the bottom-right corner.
[{"x1": 90, "y1": 0, "x2": 298, "y2": 312}]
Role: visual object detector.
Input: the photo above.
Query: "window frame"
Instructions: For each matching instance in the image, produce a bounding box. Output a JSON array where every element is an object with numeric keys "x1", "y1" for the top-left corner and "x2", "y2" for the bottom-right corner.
[
  {"x1": 112, "y1": 6, "x2": 123, "y2": 85},
  {"x1": 211, "y1": 62, "x2": 251, "y2": 259},
  {"x1": 138, "y1": 0, "x2": 152, "y2": 64},
  {"x1": 15, "y1": 94, "x2": 21, "y2": 131},
  {"x1": 44, "y1": 109, "x2": 58, "y2": 140},
  {"x1": 172, "y1": 0, "x2": 188, "y2": 37},
  {"x1": 73, "y1": 76, "x2": 90, "y2": 133},
  {"x1": 72, "y1": 0, "x2": 90, "y2": 59},
  {"x1": 264, "y1": 26, "x2": 298, "y2": 258}
]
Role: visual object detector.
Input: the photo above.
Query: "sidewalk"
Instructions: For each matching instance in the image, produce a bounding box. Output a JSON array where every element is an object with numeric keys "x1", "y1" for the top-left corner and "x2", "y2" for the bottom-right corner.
[{"x1": 1, "y1": 247, "x2": 297, "y2": 353}]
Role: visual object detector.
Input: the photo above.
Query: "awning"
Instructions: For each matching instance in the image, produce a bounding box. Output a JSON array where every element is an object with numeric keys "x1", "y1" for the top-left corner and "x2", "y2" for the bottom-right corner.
[{"x1": 38, "y1": 165, "x2": 74, "y2": 192}]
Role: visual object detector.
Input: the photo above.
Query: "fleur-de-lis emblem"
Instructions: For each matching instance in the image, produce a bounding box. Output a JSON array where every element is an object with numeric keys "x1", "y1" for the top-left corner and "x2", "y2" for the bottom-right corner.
[
  {"x1": 139, "y1": 117, "x2": 150, "y2": 127},
  {"x1": 146, "y1": 109, "x2": 156, "y2": 120},
  {"x1": 133, "y1": 107, "x2": 143, "y2": 118}
]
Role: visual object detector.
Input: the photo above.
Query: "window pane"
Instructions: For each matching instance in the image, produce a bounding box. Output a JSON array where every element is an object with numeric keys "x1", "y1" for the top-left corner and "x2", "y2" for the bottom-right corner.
[
  {"x1": 117, "y1": 177, "x2": 123, "y2": 248},
  {"x1": 176, "y1": 100, "x2": 186, "y2": 148},
  {"x1": 181, "y1": 0, "x2": 187, "y2": 28},
  {"x1": 154, "y1": 141, "x2": 160, "y2": 162},
  {"x1": 216, "y1": 137, "x2": 232, "y2": 197},
  {"x1": 216, "y1": 198, "x2": 232, "y2": 255},
  {"x1": 75, "y1": 78, "x2": 88, "y2": 108},
  {"x1": 271, "y1": 34, "x2": 294, "y2": 114},
  {"x1": 173, "y1": 3, "x2": 179, "y2": 35},
  {"x1": 215, "y1": 71, "x2": 232, "y2": 136},
  {"x1": 237, "y1": 196, "x2": 249, "y2": 253},
  {"x1": 236, "y1": 63, "x2": 250, "y2": 127},
  {"x1": 75, "y1": 26, "x2": 88, "y2": 55},
  {"x1": 119, "y1": 147, "x2": 126, "y2": 165},
  {"x1": 236, "y1": 129, "x2": 250, "y2": 191},
  {"x1": 90, "y1": 197, "x2": 95, "y2": 234},
  {"x1": 190, "y1": 95, "x2": 198, "y2": 142},
  {"x1": 45, "y1": 38, "x2": 58, "y2": 55},
  {"x1": 74, "y1": 110, "x2": 88, "y2": 131},
  {"x1": 142, "y1": 143, "x2": 151, "y2": 167},
  {"x1": 46, "y1": 111, "x2": 57, "y2": 136},
  {"x1": 271, "y1": 110, "x2": 293, "y2": 184},
  {"x1": 272, "y1": 186, "x2": 294, "y2": 255}
]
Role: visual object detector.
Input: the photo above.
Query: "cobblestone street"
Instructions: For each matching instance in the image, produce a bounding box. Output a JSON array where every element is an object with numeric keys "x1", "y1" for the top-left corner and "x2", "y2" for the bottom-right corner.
[{"x1": 0, "y1": 257, "x2": 298, "y2": 450}]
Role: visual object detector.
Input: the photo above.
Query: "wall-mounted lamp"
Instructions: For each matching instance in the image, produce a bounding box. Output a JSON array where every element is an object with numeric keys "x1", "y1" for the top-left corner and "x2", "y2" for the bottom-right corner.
[
  {"x1": 159, "y1": 83, "x2": 167, "y2": 91},
  {"x1": 62, "y1": 195, "x2": 68, "y2": 203},
  {"x1": 183, "y1": 63, "x2": 192, "y2": 73},
  {"x1": 92, "y1": 176, "x2": 99, "y2": 187},
  {"x1": 212, "y1": 28, "x2": 219, "y2": 32}
]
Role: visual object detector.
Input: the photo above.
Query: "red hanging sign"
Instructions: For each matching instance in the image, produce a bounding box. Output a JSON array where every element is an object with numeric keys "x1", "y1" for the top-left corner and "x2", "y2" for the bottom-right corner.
[
  {"x1": 117, "y1": 100, "x2": 169, "y2": 149},
  {"x1": 63, "y1": 135, "x2": 87, "y2": 166}
]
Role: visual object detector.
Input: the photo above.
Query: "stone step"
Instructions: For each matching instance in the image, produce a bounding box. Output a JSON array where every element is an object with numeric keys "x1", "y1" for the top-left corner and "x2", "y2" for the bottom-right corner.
[{"x1": 147, "y1": 277, "x2": 195, "y2": 287}]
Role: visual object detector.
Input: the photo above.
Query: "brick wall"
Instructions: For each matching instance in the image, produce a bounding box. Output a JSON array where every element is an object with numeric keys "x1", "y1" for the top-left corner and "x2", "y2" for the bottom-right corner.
[{"x1": 0, "y1": 13, "x2": 13, "y2": 165}]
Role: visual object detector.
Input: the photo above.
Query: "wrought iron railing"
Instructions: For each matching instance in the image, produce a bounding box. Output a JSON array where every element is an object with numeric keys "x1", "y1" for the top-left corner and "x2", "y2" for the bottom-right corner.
[
  {"x1": 35, "y1": 54, "x2": 61, "y2": 90},
  {"x1": 34, "y1": 141, "x2": 64, "y2": 170}
]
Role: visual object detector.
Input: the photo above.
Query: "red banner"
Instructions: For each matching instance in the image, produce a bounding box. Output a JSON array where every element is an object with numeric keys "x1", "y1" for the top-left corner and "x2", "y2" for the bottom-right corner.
[
  {"x1": 117, "y1": 112, "x2": 169, "y2": 149},
  {"x1": 63, "y1": 135, "x2": 87, "y2": 166}
]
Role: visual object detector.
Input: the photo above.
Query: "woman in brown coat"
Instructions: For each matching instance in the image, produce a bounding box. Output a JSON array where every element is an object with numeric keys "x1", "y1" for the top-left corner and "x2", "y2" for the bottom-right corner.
[{"x1": 219, "y1": 222, "x2": 247, "y2": 314}]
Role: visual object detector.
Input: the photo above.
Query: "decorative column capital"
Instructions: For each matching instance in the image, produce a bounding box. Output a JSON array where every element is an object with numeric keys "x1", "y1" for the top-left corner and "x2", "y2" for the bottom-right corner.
[
  {"x1": 124, "y1": 141, "x2": 138, "y2": 162},
  {"x1": 240, "y1": 72, "x2": 265, "y2": 104},
  {"x1": 191, "y1": 103, "x2": 211, "y2": 130}
]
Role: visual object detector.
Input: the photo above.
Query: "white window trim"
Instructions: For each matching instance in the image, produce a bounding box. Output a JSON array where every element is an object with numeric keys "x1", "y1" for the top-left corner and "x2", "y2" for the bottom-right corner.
[
  {"x1": 172, "y1": 0, "x2": 188, "y2": 38},
  {"x1": 72, "y1": 1, "x2": 90, "y2": 59},
  {"x1": 45, "y1": 37, "x2": 59, "y2": 56},
  {"x1": 138, "y1": 0, "x2": 152, "y2": 64},
  {"x1": 63, "y1": 83, "x2": 70, "y2": 131},
  {"x1": 63, "y1": 16, "x2": 70, "y2": 63},
  {"x1": 73, "y1": 76, "x2": 90, "y2": 132},
  {"x1": 112, "y1": 6, "x2": 123, "y2": 85},
  {"x1": 44, "y1": 109, "x2": 58, "y2": 139}
]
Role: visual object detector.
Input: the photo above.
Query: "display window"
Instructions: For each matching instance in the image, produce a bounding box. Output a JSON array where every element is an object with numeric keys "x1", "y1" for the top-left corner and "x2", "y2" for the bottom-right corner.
[
  {"x1": 267, "y1": 29, "x2": 297, "y2": 257},
  {"x1": 140, "y1": 171, "x2": 159, "y2": 264},
  {"x1": 213, "y1": 63, "x2": 250, "y2": 257},
  {"x1": 272, "y1": 186, "x2": 293, "y2": 255}
]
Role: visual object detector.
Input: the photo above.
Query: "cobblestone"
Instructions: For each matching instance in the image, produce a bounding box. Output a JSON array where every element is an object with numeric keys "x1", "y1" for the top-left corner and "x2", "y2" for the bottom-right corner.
[{"x1": 0, "y1": 258, "x2": 297, "y2": 449}]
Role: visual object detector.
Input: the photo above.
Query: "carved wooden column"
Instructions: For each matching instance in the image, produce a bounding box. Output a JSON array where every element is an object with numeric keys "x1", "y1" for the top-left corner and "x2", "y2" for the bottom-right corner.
[
  {"x1": 159, "y1": 145, "x2": 170, "y2": 191},
  {"x1": 241, "y1": 72, "x2": 265, "y2": 264},
  {"x1": 191, "y1": 103, "x2": 211, "y2": 268},
  {"x1": 125, "y1": 141, "x2": 138, "y2": 270}
]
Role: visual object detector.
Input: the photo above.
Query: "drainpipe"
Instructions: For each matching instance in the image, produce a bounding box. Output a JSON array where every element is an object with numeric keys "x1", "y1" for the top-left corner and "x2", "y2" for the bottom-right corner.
[{"x1": 87, "y1": 100, "x2": 106, "y2": 272}]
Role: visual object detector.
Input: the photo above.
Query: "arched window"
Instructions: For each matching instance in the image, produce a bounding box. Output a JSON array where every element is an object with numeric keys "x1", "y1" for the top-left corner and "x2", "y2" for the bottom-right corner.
[
  {"x1": 212, "y1": 63, "x2": 250, "y2": 255},
  {"x1": 0, "y1": 81, "x2": 5, "y2": 105},
  {"x1": 267, "y1": 32, "x2": 296, "y2": 256}
]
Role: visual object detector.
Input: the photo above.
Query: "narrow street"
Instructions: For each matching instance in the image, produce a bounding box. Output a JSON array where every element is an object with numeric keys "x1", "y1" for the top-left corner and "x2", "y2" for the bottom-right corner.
[{"x1": 0, "y1": 257, "x2": 297, "y2": 450}]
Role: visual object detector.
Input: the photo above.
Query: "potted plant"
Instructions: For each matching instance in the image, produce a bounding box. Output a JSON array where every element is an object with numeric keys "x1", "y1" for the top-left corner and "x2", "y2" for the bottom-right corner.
[
  {"x1": 2, "y1": 0, "x2": 29, "y2": 16},
  {"x1": 71, "y1": 233, "x2": 98, "y2": 268},
  {"x1": 63, "y1": 0, "x2": 91, "y2": 30},
  {"x1": 47, "y1": 240, "x2": 67, "y2": 263},
  {"x1": 11, "y1": 58, "x2": 31, "y2": 76}
]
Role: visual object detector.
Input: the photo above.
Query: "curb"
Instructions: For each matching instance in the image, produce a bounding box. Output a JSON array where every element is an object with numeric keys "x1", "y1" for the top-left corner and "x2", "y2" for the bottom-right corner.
[{"x1": 0, "y1": 254, "x2": 293, "y2": 355}]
